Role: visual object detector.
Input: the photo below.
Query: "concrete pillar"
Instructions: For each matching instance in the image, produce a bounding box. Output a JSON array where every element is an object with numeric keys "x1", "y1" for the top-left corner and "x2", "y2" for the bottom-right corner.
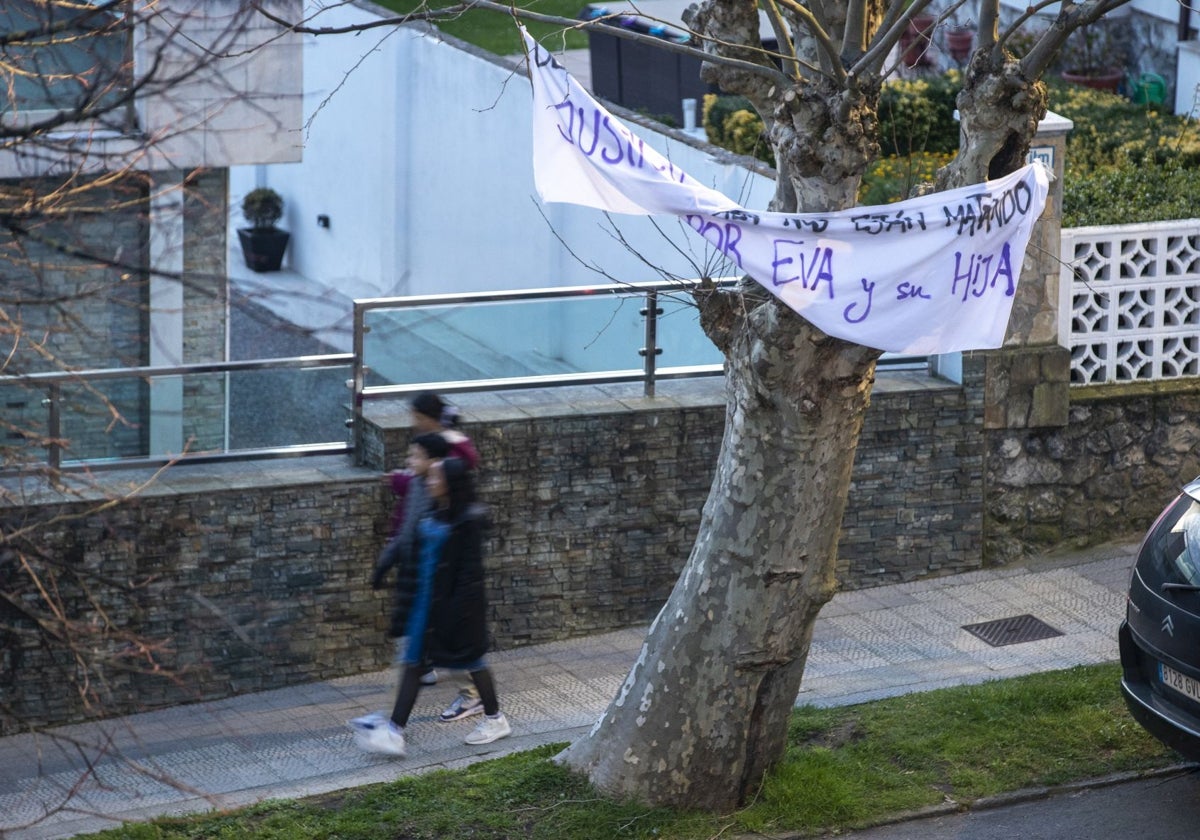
[
  {"x1": 148, "y1": 171, "x2": 185, "y2": 455},
  {"x1": 981, "y1": 110, "x2": 1074, "y2": 430}
]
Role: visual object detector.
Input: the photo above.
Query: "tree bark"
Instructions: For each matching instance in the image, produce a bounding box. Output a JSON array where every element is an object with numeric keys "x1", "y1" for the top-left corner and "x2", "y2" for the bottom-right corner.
[{"x1": 559, "y1": 299, "x2": 880, "y2": 808}]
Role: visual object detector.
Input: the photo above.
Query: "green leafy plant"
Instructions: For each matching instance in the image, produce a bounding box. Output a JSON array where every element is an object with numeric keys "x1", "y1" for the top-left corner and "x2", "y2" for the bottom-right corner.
[
  {"x1": 702, "y1": 93, "x2": 775, "y2": 166},
  {"x1": 1048, "y1": 79, "x2": 1200, "y2": 225},
  {"x1": 241, "y1": 187, "x2": 284, "y2": 230},
  {"x1": 877, "y1": 71, "x2": 962, "y2": 157},
  {"x1": 859, "y1": 150, "x2": 956, "y2": 205}
]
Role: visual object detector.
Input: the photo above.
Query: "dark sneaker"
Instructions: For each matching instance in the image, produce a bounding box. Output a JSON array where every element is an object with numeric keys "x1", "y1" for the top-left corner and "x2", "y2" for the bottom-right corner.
[{"x1": 439, "y1": 692, "x2": 485, "y2": 722}]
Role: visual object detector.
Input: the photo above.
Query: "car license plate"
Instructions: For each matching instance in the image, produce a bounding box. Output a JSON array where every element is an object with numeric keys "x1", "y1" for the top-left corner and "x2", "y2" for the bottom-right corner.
[{"x1": 1160, "y1": 663, "x2": 1200, "y2": 704}]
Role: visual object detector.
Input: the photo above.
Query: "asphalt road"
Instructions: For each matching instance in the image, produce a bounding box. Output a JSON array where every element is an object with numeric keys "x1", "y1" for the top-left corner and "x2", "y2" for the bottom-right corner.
[{"x1": 826, "y1": 769, "x2": 1200, "y2": 840}]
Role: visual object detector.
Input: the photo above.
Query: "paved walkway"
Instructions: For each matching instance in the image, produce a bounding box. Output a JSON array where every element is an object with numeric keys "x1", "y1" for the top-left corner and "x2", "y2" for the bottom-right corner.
[{"x1": 0, "y1": 539, "x2": 1139, "y2": 840}]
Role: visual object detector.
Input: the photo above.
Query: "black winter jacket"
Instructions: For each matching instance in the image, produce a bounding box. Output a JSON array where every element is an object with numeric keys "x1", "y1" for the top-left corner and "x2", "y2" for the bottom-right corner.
[
  {"x1": 426, "y1": 503, "x2": 490, "y2": 667},
  {"x1": 382, "y1": 503, "x2": 490, "y2": 663}
]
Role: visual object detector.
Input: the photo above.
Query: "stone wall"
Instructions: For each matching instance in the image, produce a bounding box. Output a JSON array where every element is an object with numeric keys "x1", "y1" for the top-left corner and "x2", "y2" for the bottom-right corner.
[
  {"x1": 0, "y1": 168, "x2": 230, "y2": 466},
  {"x1": 182, "y1": 168, "x2": 230, "y2": 451},
  {"x1": 0, "y1": 461, "x2": 388, "y2": 734},
  {"x1": 8, "y1": 371, "x2": 1195, "y2": 732},
  {"x1": 839, "y1": 370, "x2": 985, "y2": 585},
  {"x1": 364, "y1": 374, "x2": 990, "y2": 622},
  {"x1": 0, "y1": 174, "x2": 150, "y2": 463},
  {"x1": 984, "y1": 379, "x2": 1200, "y2": 563}
]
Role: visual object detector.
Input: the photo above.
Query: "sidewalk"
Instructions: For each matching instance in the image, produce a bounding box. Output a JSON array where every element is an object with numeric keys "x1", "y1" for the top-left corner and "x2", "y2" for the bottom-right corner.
[{"x1": 0, "y1": 539, "x2": 1139, "y2": 840}]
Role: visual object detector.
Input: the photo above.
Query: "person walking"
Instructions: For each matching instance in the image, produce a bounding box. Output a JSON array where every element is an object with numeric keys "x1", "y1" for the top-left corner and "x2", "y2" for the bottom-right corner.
[
  {"x1": 354, "y1": 458, "x2": 510, "y2": 756},
  {"x1": 372, "y1": 432, "x2": 450, "y2": 671},
  {"x1": 408, "y1": 391, "x2": 486, "y2": 721},
  {"x1": 410, "y1": 391, "x2": 479, "y2": 472}
]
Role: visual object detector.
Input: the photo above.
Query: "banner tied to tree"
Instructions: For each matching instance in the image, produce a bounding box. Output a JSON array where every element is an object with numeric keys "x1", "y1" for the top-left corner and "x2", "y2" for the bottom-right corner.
[{"x1": 521, "y1": 28, "x2": 1051, "y2": 355}]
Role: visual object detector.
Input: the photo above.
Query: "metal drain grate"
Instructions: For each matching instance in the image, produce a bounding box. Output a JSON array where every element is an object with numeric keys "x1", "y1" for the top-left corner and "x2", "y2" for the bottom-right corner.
[{"x1": 962, "y1": 614, "x2": 1064, "y2": 647}]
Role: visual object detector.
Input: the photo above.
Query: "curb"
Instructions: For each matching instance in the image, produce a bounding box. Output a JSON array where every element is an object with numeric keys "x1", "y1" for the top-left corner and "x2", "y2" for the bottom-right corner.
[
  {"x1": 961, "y1": 762, "x2": 1198, "y2": 811},
  {"x1": 758, "y1": 763, "x2": 1197, "y2": 839}
]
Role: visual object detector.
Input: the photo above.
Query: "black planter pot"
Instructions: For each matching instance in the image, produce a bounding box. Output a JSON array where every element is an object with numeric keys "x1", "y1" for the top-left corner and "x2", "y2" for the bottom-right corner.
[{"x1": 238, "y1": 227, "x2": 291, "y2": 272}]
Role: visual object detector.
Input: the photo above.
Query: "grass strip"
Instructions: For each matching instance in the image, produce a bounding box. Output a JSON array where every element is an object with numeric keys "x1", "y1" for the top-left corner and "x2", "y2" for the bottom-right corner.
[{"x1": 89, "y1": 663, "x2": 1176, "y2": 839}]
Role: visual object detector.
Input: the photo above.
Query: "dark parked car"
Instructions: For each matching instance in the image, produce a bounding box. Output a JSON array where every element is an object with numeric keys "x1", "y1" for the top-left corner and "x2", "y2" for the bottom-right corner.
[{"x1": 1120, "y1": 475, "x2": 1200, "y2": 761}]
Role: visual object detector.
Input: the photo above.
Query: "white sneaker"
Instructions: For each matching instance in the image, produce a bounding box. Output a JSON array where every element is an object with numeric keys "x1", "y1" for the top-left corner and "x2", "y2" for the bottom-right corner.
[
  {"x1": 353, "y1": 719, "x2": 406, "y2": 756},
  {"x1": 464, "y1": 713, "x2": 512, "y2": 745},
  {"x1": 420, "y1": 669, "x2": 438, "y2": 686}
]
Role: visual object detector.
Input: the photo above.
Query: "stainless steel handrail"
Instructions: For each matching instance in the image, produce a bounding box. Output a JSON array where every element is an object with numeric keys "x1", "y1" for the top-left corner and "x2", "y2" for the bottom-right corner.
[
  {"x1": 349, "y1": 279, "x2": 737, "y2": 459},
  {"x1": 5, "y1": 278, "x2": 930, "y2": 472},
  {"x1": 2, "y1": 354, "x2": 354, "y2": 385}
]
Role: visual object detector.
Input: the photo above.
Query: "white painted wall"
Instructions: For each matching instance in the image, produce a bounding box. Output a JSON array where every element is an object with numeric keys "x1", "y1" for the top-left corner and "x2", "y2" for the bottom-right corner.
[
  {"x1": 228, "y1": 2, "x2": 774, "y2": 300},
  {"x1": 1177, "y1": 41, "x2": 1200, "y2": 117}
]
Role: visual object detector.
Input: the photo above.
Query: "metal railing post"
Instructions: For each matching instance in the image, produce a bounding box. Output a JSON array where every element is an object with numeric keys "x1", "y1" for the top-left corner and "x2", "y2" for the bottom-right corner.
[
  {"x1": 350, "y1": 301, "x2": 368, "y2": 465},
  {"x1": 640, "y1": 289, "x2": 663, "y2": 397},
  {"x1": 44, "y1": 383, "x2": 61, "y2": 471}
]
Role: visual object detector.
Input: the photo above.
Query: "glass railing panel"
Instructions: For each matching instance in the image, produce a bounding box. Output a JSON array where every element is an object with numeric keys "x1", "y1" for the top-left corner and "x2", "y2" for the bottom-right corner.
[
  {"x1": 13, "y1": 364, "x2": 355, "y2": 469},
  {"x1": 362, "y1": 291, "x2": 721, "y2": 387},
  {"x1": 226, "y1": 366, "x2": 351, "y2": 450},
  {"x1": 652, "y1": 290, "x2": 723, "y2": 370},
  {"x1": 0, "y1": 379, "x2": 52, "y2": 470},
  {"x1": 57, "y1": 377, "x2": 150, "y2": 463}
]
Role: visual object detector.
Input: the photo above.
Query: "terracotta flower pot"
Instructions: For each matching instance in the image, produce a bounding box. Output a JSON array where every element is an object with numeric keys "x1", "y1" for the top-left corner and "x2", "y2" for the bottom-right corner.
[
  {"x1": 946, "y1": 28, "x2": 974, "y2": 62},
  {"x1": 900, "y1": 14, "x2": 935, "y2": 67},
  {"x1": 1060, "y1": 67, "x2": 1124, "y2": 93}
]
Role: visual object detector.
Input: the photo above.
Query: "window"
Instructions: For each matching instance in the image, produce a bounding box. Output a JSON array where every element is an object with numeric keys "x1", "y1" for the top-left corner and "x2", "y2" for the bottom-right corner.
[{"x1": 0, "y1": 1, "x2": 133, "y2": 128}]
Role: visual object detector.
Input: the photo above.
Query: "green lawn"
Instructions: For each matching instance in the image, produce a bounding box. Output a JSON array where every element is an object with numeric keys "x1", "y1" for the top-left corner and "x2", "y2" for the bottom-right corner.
[
  {"x1": 87, "y1": 663, "x2": 1179, "y2": 840},
  {"x1": 371, "y1": 0, "x2": 589, "y2": 55}
]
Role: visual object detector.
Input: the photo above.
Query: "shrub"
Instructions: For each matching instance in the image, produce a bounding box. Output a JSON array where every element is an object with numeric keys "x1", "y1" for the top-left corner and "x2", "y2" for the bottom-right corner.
[
  {"x1": 859, "y1": 150, "x2": 955, "y2": 205},
  {"x1": 1062, "y1": 163, "x2": 1200, "y2": 226},
  {"x1": 877, "y1": 71, "x2": 962, "y2": 156},
  {"x1": 1047, "y1": 79, "x2": 1200, "y2": 224},
  {"x1": 699, "y1": 75, "x2": 1200, "y2": 225},
  {"x1": 241, "y1": 187, "x2": 284, "y2": 230},
  {"x1": 1048, "y1": 80, "x2": 1200, "y2": 171},
  {"x1": 702, "y1": 94, "x2": 775, "y2": 165}
]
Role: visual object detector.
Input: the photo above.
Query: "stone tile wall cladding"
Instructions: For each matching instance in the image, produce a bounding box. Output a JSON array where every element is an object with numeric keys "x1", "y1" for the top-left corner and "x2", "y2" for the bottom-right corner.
[
  {"x1": 367, "y1": 379, "x2": 988, "y2": 638},
  {"x1": 181, "y1": 168, "x2": 230, "y2": 450},
  {"x1": 0, "y1": 168, "x2": 227, "y2": 465},
  {"x1": 0, "y1": 474, "x2": 387, "y2": 734},
  {"x1": 0, "y1": 175, "x2": 150, "y2": 461}
]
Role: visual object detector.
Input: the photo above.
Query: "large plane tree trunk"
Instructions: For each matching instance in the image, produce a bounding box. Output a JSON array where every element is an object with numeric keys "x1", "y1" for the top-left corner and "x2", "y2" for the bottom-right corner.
[
  {"x1": 557, "y1": 1, "x2": 886, "y2": 809},
  {"x1": 558, "y1": 299, "x2": 880, "y2": 808}
]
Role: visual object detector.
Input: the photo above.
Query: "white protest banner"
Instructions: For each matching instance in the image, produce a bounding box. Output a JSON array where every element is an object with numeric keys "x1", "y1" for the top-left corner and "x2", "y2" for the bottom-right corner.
[{"x1": 522, "y1": 28, "x2": 1051, "y2": 355}]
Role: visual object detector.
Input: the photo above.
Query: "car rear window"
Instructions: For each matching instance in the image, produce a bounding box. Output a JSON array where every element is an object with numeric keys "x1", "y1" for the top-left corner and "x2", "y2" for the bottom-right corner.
[{"x1": 1139, "y1": 494, "x2": 1200, "y2": 587}]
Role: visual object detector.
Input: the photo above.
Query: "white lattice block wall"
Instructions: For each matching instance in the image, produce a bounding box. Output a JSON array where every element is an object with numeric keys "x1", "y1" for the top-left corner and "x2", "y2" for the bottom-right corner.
[{"x1": 1061, "y1": 221, "x2": 1200, "y2": 385}]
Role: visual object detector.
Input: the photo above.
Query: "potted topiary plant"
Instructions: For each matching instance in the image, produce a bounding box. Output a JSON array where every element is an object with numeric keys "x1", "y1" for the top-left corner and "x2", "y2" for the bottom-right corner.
[{"x1": 237, "y1": 187, "x2": 290, "y2": 272}]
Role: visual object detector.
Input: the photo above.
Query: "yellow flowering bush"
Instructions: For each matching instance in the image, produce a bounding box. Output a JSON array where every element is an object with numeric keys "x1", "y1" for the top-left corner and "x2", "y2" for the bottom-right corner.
[
  {"x1": 702, "y1": 94, "x2": 774, "y2": 165},
  {"x1": 858, "y1": 151, "x2": 955, "y2": 205}
]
